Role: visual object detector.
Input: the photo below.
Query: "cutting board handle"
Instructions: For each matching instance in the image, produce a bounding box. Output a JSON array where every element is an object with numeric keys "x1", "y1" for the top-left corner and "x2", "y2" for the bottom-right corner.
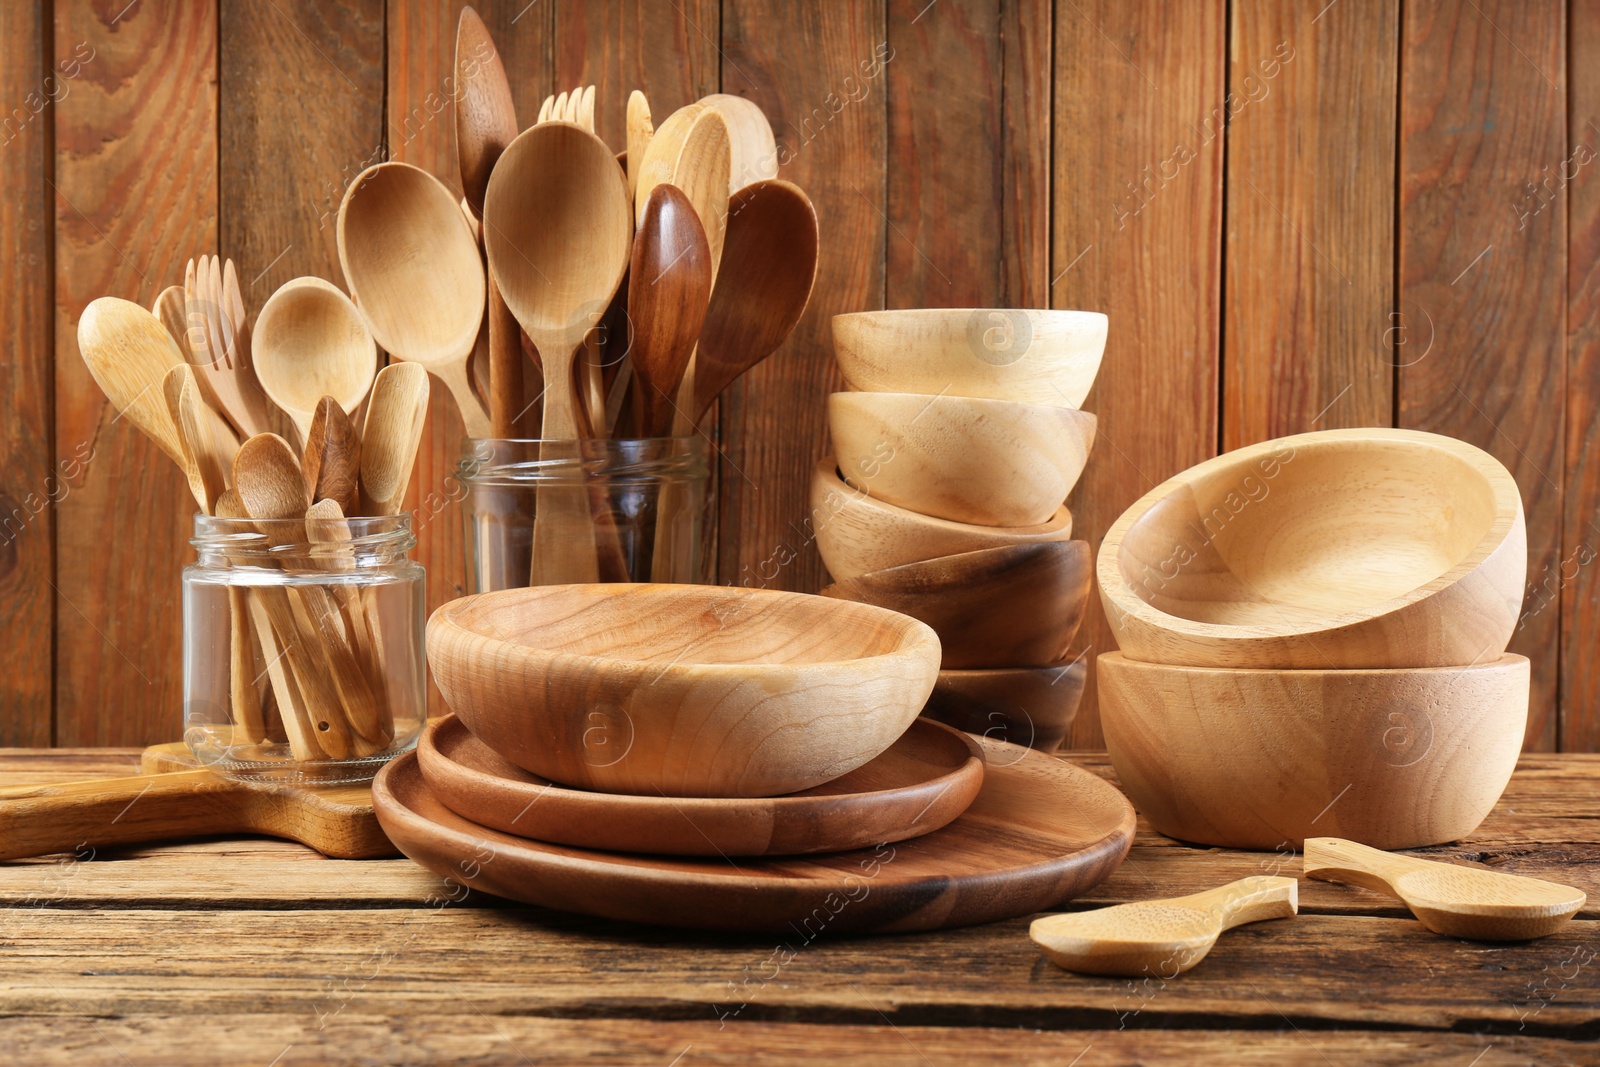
[{"x1": 0, "y1": 770, "x2": 243, "y2": 861}]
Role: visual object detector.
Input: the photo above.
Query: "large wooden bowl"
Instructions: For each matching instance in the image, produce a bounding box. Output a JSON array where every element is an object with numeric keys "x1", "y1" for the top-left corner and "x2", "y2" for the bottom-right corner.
[
  {"x1": 832, "y1": 308, "x2": 1107, "y2": 408},
  {"x1": 811, "y1": 457, "x2": 1074, "y2": 581},
  {"x1": 1098, "y1": 428, "x2": 1527, "y2": 668},
  {"x1": 830, "y1": 392, "x2": 1096, "y2": 527},
  {"x1": 820, "y1": 542, "x2": 1091, "y2": 669},
  {"x1": 1098, "y1": 651, "x2": 1530, "y2": 849},
  {"x1": 427, "y1": 585, "x2": 942, "y2": 797},
  {"x1": 921, "y1": 656, "x2": 1089, "y2": 754}
]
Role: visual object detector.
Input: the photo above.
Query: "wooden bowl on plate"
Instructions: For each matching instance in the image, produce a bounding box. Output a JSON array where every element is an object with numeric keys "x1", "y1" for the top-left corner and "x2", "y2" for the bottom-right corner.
[
  {"x1": 1098, "y1": 651, "x2": 1530, "y2": 849},
  {"x1": 811, "y1": 457, "x2": 1074, "y2": 581},
  {"x1": 427, "y1": 584, "x2": 941, "y2": 798},
  {"x1": 830, "y1": 392, "x2": 1096, "y2": 527},
  {"x1": 1098, "y1": 428, "x2": 1527, "y2": 668},
  {"x1": 821, "y1": 542, "x2": 1091, "y2": 668},
  {"x1": 832, "y1": 308, "x2": 1107, "y2": 408},
  {"x1": 920, "y1": 656, "x2": 1088, "y2": 754}
]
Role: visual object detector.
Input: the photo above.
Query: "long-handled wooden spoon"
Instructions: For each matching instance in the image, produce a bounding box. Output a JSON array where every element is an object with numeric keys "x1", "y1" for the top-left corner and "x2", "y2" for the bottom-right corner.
[
  {"x1": 360, "y1": 362, "x2": 431, "y2": 516},
  {"x1": 701, "y1": 93, "x2": 779, "y2": 194},
  {"x1": 302, "y1": 396, "x2": 362, "y2": 517},
  {"x1": 1030, "y1": 876, "x2": 1299, "y2": 977},
  {"x1": 338, "y1": 162, "x2": 489, "y2": 437},
  {"x1": 252, "y1": 277, "x2": 377, "y2": 447},
  {"x1": 629, "y1": 184, "x2": 713, "y2": 438},
  {"x1": 635, "y1": 105, "x2": 730, "y2": 276},
  {"x1": 77, "y1": 297, "x2": 189, "y2": 466},
  {"x1": 1304, "y1": 837, "x2": 1586, "y2": 940}
]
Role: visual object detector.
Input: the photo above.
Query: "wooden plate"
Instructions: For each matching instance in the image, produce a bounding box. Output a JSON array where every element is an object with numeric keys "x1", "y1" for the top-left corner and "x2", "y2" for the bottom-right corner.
[
  {"x1": 417, "y1": 715, "x2": 985, "y2": 856},
  {"x1": 373, "y1": 738, "x2": 1136, "y2": 933}
]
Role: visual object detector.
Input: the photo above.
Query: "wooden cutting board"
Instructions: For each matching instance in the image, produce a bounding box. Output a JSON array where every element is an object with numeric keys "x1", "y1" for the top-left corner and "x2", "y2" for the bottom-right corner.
[
  {"x1": 0, "y1": 743, "x2": 395, "y2": 861},
  {"x1": 373, "y1": 737, "x2": 1137, "y2": 933}
]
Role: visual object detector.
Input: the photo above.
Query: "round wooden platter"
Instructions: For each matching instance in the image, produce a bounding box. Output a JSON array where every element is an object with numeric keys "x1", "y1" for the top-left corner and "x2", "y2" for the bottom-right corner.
[
  {"x1": 417, "y1": 714, "x2": 986, "y2": 857},
  {"x1": 373, "y1": 736, "x2": 1136, "y2": 934}
]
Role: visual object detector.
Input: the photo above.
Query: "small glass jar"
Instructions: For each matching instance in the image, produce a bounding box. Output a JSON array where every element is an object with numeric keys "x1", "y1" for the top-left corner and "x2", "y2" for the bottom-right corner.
[
  {"x1": 458, "y1": 437, "x2": 712, "y2": 591},
  {"x1": 183, "y1": 514, "x2": 426, "y2": 784}
]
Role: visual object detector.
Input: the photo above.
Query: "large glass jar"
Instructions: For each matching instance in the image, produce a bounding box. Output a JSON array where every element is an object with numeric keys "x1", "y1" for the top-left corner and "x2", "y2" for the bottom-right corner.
[{"x1": 183, "y1": 513, "x2": 426, "y2": 784}]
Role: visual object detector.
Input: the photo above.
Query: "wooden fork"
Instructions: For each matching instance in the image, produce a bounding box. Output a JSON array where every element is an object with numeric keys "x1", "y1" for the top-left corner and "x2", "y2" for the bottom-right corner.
[{"x1": 184, "y1": 254, "x2": 274, "y2": 439}]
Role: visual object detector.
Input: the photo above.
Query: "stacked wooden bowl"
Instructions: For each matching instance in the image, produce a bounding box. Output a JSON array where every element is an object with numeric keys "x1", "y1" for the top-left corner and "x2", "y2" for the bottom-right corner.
[
  {"x1": 1095, "y1": 427, "x2": 1531, "y2": 850},
  {"x1": 814, "y1": 309, "x2": 1107, "y2": 752}
]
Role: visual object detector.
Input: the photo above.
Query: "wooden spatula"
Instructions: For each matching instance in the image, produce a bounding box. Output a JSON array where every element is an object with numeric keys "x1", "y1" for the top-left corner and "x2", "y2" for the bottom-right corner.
[
  {"x1": 1304, "y1": 837, "x2": 1586, "y2": 940},
  {"x1": 0, "y1": 744, "x2": 394, "y2": 861},
  {"x1": 1030, "y1": 876, "x2": 1298, "y2": 976}
]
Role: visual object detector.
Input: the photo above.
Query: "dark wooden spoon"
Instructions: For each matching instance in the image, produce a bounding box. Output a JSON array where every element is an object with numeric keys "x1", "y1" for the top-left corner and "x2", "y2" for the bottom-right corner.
[{"x1": 628, "y1": 183, "x2": 713, "y2": 438}]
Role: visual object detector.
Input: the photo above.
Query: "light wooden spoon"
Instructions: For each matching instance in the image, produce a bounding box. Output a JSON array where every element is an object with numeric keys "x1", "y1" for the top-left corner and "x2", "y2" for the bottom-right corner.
[
  {"x1": 302, "y1": 396, "x2": 362, "y2": 518},
  {"x1": 1304, "y1": 837, "x2": 1586, "y2": 940},
  {"x1": 629, "y1": 184, "x2": 713, "y2": 438},
  {"x1": 1031, "y1": 877, "x2": 1298, "y2": 977},
  {"x1": 338, "y1": 161, "x2": 489, "y2": 437},
  {"x1": 252, "y1": 277, "x2": 377, "y2": 447},
  {"x1": 700, "y1": 93, "x2": 778, "y2": 194},
  {"x1": 163, "y1": 364, "x2": 239, "y2": 514},
  {"x1": 77, "y1": 296, "x2": 189, "y2": 465},
  {"x1": 634, "y1": 105, "x2": 730, "y2": 277},
  {"x1": 625, "y1": 90, "x2": 654, "y2": 198},
  {"x1": 152, "y1": 285, "x2": 194, "y2": 361},
  {"x1": 360, "y1": 362, "x2": 431, "y2": 516}
]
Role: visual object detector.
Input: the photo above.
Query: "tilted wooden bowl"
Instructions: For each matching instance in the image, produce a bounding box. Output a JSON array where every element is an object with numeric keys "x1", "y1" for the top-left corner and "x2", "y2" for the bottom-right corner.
[
  {"x1": 920, "y1": 656, "x2": 1089, "y2": 755},
  {"x1": 427, "y1": 584, "x2": 942, "y2": 798},
  {"x1": 1098, "y1": 651, "x2": 1530, "y2": 849},
  {"x1": 1098, "y1": 428, "x2": 1527, "y2": 668},
  {"x1": 811, "y1": 457, "x2": 1074, "y2": 581},
  {"x1": 829, "y1": 392, "x2": 1096, "y2": 527},
  {"x1": 820, "y1": 542, "x2": 1092, "y2": 669},
  {"x1": 832, "y1": 308, "x2": 1107, "y2": 408}
]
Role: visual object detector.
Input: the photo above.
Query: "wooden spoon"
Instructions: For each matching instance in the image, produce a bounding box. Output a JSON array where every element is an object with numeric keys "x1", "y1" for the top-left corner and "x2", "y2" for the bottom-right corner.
[
  {"x1": 1030, "y1": 876, "x2": 1299, "y2": 977},
  {"x1": 338, "y1": 161, "x2": 489, "y2": 437},
  {"x1": 152, "y1": 285, "x2": 194, "y2": 361},
  {"x1": 360, "y1": 362, "x2": 431, "y2": 516},
  {"x1": 635, "y1": 105, "x2": 730, "y2": 277},
  {"x1": 690, "y1": 179, "x2": 819, "y2": 425},
  {"x1": 77, "y1": 296, "x2": 188, "y2": 465},
  {"x1": 1304, "y1": 837, "x2": 1586, "y2": 940},
  {"x1": 629, "y1": 184, "x2": 713, "y2": 438},
  {"x1": 625, "y1": 90, "x2": 654, "y2": 198},
  {"x1": 302, "y1": 396, "x2": 362, "y2": 517},
  {"x1": 700, "y1": 93, "x2": 779, "y2": 194},
  {"x1": 453, "y1": 5, "x2": 516, "y2": 219},
  {"x1": 252, "y1": 277, "x2": 377, "y2": 446},
  {"x1": 163, "y1": 364, "x2": 239, "y2": 514}
]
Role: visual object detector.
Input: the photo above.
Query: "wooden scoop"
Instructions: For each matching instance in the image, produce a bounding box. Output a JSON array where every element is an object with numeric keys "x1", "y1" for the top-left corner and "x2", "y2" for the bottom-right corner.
[
  {"x1": 77, "y1": 296, "x2": 189, "y2": 465},
  {"x1": 1304, "y1": 837, "x2": 1586, "y2": 940},
  {"x1": 1030, "y1": 876, "x2": 1298, "y2": 977}
]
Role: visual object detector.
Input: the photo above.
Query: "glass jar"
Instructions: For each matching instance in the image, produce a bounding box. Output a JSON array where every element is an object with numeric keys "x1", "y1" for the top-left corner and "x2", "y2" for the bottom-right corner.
[
  {"x1": 183, "y1": 514, "x2": 426, "y2": 784},
  {"x1": 458, "y1": 437, "x2": 713, "y2": 591}
]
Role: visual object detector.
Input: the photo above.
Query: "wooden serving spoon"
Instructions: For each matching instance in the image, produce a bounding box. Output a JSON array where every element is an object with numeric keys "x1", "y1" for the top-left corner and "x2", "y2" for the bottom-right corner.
[
  {"x1": 1030, "y1": 876, "x2": 1299, "y2": 977},
  {"x1": 629, "y1": 184, "x2": 713, "y2": 438},
  {"x1": 77, "y1": 296, "x2": 189, "y2": 465},
  {"x1": 700, "y1": 93, "x2": 779, "y2": 194},
  {"x1": 690, "y1": 179, "x2": 819, "y2": 425},
  {"x1": 338, "y1": 161, "x2": 489, "y2": 437},
  {"x1": 635, "y1": 104, "x2": 730, "y2": 277},
  {"x1": 453, "y1": 5, "x2": 516, "y2": 220},
  {"x1": 1304, "y1": 837, "x2": 1587, "y2": 940},
  {"x1": 252, "y1": 277, "x2": 377, "y2": 447},
  {"x1": 360, "y1": 362, "x2": 431, "y2": 516},
  {"x1": 302, "y1": 396, "x2": 362, "y2": 517}
]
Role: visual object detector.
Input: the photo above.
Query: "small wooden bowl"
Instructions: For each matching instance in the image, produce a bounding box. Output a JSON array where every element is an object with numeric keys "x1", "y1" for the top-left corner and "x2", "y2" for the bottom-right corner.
[
  {"x1": 1098, "y1": 651, "x2": 1530, "y2": 849},
  {"x1": 427, "y1": 584, "x2": 942, "y2": 798},
  {"x1": 811, "y1": 457, "x2": 1074, "y2": 581},
  {"x1": 821, "y1": 542, "x2": 1092, "y2": 669},
  {"x1": 830, "y1": 392, "x2": 1097, "y2": 527},
  {"x1": 832, "y1": 308, "x2": 1107, "y2": 408},
  {"x1": 920, "y1": 657, "x2": 1089, "y2": 754},
  {"x1": 1099, "y1": 428, "x2": 1527, "y2": 668}
]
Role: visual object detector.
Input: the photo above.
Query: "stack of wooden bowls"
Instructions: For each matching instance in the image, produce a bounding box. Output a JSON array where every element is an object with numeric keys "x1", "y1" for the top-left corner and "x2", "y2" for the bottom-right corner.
[
  {"x1": 1095, "y1": 427, "x2": 1531, "y2": 850},
  {"x1": 814, "y1": 309, "x2": 1108, "y2": 752}
]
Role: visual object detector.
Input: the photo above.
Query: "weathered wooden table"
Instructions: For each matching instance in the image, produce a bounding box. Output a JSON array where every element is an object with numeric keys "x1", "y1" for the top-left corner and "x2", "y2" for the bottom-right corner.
[{"x1": 2, "y1": 748, "x2": 1596, "y2": 1064}]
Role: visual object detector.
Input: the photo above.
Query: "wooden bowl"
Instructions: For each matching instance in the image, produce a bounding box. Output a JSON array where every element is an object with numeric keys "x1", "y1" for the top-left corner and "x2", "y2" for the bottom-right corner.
[
  {"x1": 1097, "y1": 651, "x2": 1530, "y2": 849},
  {"x1": 832, "y1": 308, "x2": 1107, "y2": 408},
  {"x1": 427, "y1": 584, "x2": 942, "y2": 798},
  {"x1": 920, "y1": 656, "x2": 1088, "y2": 754},
  {"x1": 820, "y1": 542, "x2": 1092, "y2": 669},
  {"x1": 830, "y1": 392, "x2": 1096, "y2": 527},
  {"x1": 811, "y1": 456, "x2": 1074, "y2": 581},
  {"x1": 1098, "y1": 428, "x2": 1527, "y2": 668}
]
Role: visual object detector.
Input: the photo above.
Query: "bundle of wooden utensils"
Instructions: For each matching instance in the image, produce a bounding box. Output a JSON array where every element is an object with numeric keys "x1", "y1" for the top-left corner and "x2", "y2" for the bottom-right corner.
[
  {"x1": 77, "y1": 255, "x2": 430, "y2": 768},
  {"x1": 812, "y1": 308, "x2": 1107, "y2": 753}
]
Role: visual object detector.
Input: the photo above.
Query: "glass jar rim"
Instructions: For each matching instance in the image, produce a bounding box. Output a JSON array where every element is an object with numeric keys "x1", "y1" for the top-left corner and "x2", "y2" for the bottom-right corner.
[
  {"x1": 457, "y1": 436, "x2": 711, "y2": 487},
  {"x1": 190, "y1": 513, "x2": 415, "y2": 553}
]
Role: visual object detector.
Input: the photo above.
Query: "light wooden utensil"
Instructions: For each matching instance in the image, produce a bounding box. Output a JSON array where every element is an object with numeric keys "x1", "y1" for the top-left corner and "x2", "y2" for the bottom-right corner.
[
  {"x1": 1031, "y1": 876, "x2": 1299, "y2": 976},
  {"x1": 923, "y1": 656, "x2": 1090, "y2": 755},
  {"x1": 163, "y1": 364, "x2": 239, "y2": 515},
  {"x1": 210, "y1": 490, "x2": 268, "y2": 744},
  {"x1": 832, "y1": 308, "x2": 1108, "y2": 409},
  {"x1": 821, "y1": 541, "x2": 1092, "y2": 669},
  {"x1": 306, "y1": 496, "x2": 394, "y2": 751},
  {"x1": 427, "y1": 584, "x2": 942, "y2": 798},
  {"x1": 625, "y1": 89, "x2": 654, "y2": 198},
  {"x1": 1304, "y1": 838, "x2": 1586, "y2": 940},
  {"x1": 453, "y1": 5, "x2": 516, "y2": 219},
  {"x1": 810, "y1": 456, "x2": 1075, "y2": 581},
  {"x1": 634, "y1": 104, "x2": 730, "y2": 276},
  {"x1": 360, "y1": 362, "x2": 431, "y2": 516},
  {"x1": 690, "y1": 179, "x2": 818, "y2": 426},
  {"x1": 152, "y1": 284, "x2": 194, "y2": 361},
  {"x1": 628, "y1": 183, "x2": 712, "y2": 437},
  {"x1": 338, "y1": 161, "x2": 489, "y2": 438},
  {"x1": 700, "y1": 93, "x2": 779, "y2": 193},
  {"x1": 77, "y1": 296, "x2": 189, "y2": 465},
  {"x1": 1098, "y1": 652, "x2": 1530, "y2": 849},
  {"x1": 1098, "y1": 428, "x2": 1528, "y2": 669},
  {"x1": 830, "y1": 391, "x2": 1097, "y2": 527},
  {"x1": 302, "y1": 396, "x2": 362, "y2": 517},
  {"x1": 252, "y1": 277, "x2": 377, "y2": 446},
  {"x1": 537, "y1": 85, "x2": 594, "y2": 131},
  {"x1": 184, "y1": 255, "x2": 275, "y2": 439}
]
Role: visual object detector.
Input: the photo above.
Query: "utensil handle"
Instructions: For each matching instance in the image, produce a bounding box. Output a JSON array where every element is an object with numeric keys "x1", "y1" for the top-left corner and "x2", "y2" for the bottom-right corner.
[
  {"x1": 1303, "y1": 837, "x2": 1418, "y2": 897},
  {"x1": 487, "y1": 277, "x2": 522, "y2": 437},
  {"x1": 1173, "y1": 875, "x2": 1300, "y2": 930},
  {"x1": 0, "y1": 770, "x2": 242, "y2": 861}
]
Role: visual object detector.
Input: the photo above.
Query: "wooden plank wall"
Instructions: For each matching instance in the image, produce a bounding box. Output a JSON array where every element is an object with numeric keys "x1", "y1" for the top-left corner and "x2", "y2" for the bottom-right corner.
[{"x1": 1, "y1": 0, "x2": 1596, "y2": 752}]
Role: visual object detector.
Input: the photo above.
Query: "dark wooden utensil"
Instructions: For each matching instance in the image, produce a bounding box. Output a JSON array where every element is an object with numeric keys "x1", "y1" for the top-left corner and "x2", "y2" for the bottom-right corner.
[
  {"x1": 628, "y1": 183, "x2": 712, "y2": 438},
  {"x1": 302, "y1": 396, "x2": 362, "y2": 516}
]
